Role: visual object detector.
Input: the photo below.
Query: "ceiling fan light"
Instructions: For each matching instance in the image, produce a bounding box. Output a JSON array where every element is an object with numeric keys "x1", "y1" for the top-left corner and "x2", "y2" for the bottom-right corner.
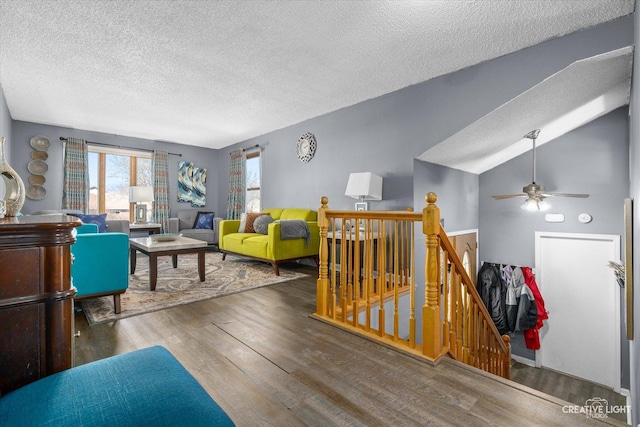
[{"x1": 521, "y1": 198, "x2": 550, "y2": 212}]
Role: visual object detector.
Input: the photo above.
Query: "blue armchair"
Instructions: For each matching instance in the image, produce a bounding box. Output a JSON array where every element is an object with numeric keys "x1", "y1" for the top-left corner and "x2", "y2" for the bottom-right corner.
[{"x1": 71, "y1": 223, "x2": 129, "y2": 313}]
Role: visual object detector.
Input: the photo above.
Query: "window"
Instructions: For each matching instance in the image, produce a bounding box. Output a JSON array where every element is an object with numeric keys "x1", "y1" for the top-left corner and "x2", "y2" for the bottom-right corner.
[
  {"x1": 245, "y1": 151, "x2": 261, "y2": 213},
  {"x1": 462, "y1": 251, "x2": 471, "y2": 277},
  {"x1": 88, "y1": 146, "x2": 152, "y2": 221}
]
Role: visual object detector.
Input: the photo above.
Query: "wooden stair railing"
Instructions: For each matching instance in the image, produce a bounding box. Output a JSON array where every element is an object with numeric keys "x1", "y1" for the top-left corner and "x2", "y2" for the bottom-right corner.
[
  {"x1": 313, "y1": 193, "x2": 510, "y2": 379},
  {"x1": 436, "y1": 217, "x2": 511, "y2": 379}
]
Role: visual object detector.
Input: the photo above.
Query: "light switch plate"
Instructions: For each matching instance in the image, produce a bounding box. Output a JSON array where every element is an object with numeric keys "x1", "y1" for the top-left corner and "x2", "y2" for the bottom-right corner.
[{"x1": 544, "y1": 213, "x2": 565, "y2": 223}]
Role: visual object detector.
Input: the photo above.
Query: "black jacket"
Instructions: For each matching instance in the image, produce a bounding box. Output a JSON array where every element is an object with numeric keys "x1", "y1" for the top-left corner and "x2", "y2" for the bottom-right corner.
[{"x1": 477, "y1": 263, "x2": 509, "y2": 335}]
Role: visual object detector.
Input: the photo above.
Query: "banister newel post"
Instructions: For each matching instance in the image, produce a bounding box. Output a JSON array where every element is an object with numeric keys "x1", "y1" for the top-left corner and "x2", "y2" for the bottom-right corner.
[
  {"x1": 316, "y1": 196, "x2": 330, "y2": 316},
  {"x1": 422, "y1": 192, "x2": 442, "y2": 358}
]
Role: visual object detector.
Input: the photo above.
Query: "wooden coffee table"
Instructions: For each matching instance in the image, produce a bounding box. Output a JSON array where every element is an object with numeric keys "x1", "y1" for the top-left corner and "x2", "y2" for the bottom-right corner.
[{"x1": 129, "y1": 236, "x2": 208, "y2": 291}]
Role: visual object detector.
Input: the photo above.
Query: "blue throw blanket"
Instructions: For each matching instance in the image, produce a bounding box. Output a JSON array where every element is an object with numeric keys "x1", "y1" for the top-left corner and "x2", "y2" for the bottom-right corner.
[{"x1": 278, "y1": 220, "x2": 310, "y2": 246}]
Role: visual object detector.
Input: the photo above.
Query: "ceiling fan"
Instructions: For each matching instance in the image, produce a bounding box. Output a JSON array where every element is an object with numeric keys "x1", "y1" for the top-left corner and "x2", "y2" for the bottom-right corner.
[{"x1": 492, "y1": 129, "x2": 589, "y2": 211}]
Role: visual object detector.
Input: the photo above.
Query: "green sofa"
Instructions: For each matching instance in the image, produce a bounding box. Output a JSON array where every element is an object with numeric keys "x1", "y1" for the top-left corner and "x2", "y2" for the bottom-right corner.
[{"x1": 219, "y1": 208, "x2": 319, "y2": 275}]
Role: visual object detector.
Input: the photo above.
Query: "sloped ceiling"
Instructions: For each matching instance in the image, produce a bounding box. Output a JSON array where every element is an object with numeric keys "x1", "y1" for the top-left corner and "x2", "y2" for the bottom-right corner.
[
  {"x1": 0, "y1": 1, "x2": 635, "y2": 153},
  {"x1": 419, "y1": 47, "x2": 634, "y2": 174}
]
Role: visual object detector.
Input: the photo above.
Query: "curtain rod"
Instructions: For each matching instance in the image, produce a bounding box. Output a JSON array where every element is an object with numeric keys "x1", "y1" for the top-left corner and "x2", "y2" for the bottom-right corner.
[
  {"x1": 230, "y1": 144, "x2": 260, "y2": 155},
  {"x1": 59, "y1": 137, "x2": 182, "y2": 157}
]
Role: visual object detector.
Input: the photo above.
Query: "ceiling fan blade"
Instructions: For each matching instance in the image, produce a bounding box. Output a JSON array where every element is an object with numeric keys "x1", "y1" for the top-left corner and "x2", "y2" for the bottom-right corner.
[
  {"x1": 493, "y1": 130, "x2": 590, "y2": 204},
  {"x1": 541, "y1": 193, "x2": 589, "y2": 198},
  {"x1": 492, "y1": 194, "x2": 528, "y2": 199}
]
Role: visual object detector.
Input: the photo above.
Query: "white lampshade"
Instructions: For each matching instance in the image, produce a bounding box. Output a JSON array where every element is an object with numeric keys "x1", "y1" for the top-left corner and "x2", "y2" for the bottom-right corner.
[
  {"x1": 345, "y1": 172, "x2": 383, "y2": 201},
  {"x1": 129, "y1": 186, "x2": 155, "y2": 203}
]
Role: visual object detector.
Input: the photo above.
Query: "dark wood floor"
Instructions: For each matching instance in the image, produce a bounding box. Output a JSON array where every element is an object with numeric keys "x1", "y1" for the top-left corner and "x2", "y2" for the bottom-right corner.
[
  {"x1": 510, "y1": 361, "x2": 628, "y2": 423},
  {"x1": 74, "y1": 264, "x2": 626, "y2": 426}
]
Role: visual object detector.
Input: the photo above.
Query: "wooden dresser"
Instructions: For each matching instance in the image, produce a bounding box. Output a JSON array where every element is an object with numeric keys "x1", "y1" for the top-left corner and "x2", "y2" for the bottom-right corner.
[{"x1": 0, "y1": 215, "x2": 81, "y2": 395}]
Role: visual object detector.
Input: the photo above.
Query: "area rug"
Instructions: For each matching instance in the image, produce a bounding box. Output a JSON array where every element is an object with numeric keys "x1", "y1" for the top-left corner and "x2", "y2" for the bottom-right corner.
[{"x1": 80, "y1": 252, "x2": 308, "y2": 325}]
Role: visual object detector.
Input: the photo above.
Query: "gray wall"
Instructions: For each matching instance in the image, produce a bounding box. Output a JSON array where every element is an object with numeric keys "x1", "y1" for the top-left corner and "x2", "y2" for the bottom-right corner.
[
  {"x1": 414, "y1": 160, "x2": 479, "y2": 233},
  {"x1": 0, "y1": 83, "x2": 12, "y2": 163},
  {"x1": 629, "y1": 2, "x2": 640, "y2": 425},
  {"x1": 479, "y1": 108, "x2": 630, "y2": 383},
  {"x1": 10, "y1": 121, "x2": 221, "y2": 216}
]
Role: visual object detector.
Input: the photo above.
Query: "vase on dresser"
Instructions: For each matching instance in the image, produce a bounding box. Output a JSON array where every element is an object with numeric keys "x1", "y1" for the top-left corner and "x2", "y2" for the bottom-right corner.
[{"x1": 0, "y1": 136, "x2": 25, "y2": 216}]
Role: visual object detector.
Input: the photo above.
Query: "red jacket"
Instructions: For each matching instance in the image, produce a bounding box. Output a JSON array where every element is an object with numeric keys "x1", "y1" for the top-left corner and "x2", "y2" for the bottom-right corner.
[{"x1": 521, "y1": 267, "x2": 548, "y2": 350}]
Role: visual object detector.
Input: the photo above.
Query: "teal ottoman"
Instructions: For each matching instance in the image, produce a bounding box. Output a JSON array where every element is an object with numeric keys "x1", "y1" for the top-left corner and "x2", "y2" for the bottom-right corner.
[{"x1": 0, "y1": 346, "x2": 234, "y2": 426}]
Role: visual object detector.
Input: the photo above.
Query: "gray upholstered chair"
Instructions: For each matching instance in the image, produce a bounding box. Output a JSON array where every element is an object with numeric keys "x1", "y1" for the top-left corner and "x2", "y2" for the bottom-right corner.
[
  {"x1": 168, "y1": 209, "x2": 222, "y2": 246},
  {"x1": 31, "y1": 209, "x2": 130, "y2": 235}
]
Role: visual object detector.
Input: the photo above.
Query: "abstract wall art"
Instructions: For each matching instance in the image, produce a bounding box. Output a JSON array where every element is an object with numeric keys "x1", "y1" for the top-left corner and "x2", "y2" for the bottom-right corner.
[{"x1": 177, "y1": 161, "x2": 206, "y2": 207}]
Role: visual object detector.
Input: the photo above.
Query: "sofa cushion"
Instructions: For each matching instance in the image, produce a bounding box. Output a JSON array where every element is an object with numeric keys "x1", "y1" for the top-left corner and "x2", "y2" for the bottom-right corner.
[
  {"x1": 253, "y1": 215, "x2": 273, "y2": 234},
  {"x1": 177, "y1": 209, "x2": 200, "y2": 230},
  {"x1": 241, "y1": 235, "x2": 269, "y2": 255},
  {"x1": 280, "y1": 209, "x2": 317, "y2": 221},
  {"x1": 222, "y1": 233, "x2": 261, "y2": 254},
  {"x1": 238, "y1": 213, "x2": 248, "y2": 232},
  {"x1": 223, "y1": 233, "x2": 255, "y2": 245},
  {"x1": 261, "y1": 208, "x2": 284, "y2": 220},
  {"x1": 194, "y1": 211, "x2": 215, "y2": 229},
  {"x1": 180, "y1": 229, "x2": 216, "y2": 244},
  {"x1": 76, "y1": 213, "x2": 108, "y2": 232}
]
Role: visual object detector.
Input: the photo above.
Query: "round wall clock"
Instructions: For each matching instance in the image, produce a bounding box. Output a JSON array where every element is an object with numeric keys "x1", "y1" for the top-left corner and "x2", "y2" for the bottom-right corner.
[{"x1": 296, "y1": 132, "x2": 317, "y2": 163}]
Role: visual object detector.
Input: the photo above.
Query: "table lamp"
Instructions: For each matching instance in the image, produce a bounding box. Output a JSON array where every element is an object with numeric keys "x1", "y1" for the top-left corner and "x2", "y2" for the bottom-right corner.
[
  {"x1": 129, "y1": 186, "x2": 154, "y2": 223},
  {"x1": 344, "y1": 172, "x2": 383, "y2": 210}
]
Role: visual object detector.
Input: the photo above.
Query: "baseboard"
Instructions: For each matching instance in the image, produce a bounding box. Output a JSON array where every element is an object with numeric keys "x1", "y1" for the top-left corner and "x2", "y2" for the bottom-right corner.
[
  {"x1": 511, "y1": 354, "x2": 536, "y2": 367},
  {"x1": 620, "y1": 388, "x2": 631, "y2": 425}
]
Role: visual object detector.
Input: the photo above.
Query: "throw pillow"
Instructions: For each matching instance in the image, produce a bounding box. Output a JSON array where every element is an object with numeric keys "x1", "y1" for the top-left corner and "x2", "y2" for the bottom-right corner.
[
  {"x1": 238, "y1": 213, "x2": 248, "y2": 232},
  {"x1": 76, "y1": 213, "x2": 108, "y2": 233},
  {"x1": 193, "y1": 211, "x2": 215, "y2": 230},
  {"x1": 253, "y1": 214, "x2": 273, "y2": 234},
  {"x1": 244, "y1": 213, "x2": 267, "y2": 233}
]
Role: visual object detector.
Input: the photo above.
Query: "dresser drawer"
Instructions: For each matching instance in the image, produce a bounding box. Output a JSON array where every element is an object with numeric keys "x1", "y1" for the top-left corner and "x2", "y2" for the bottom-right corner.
[{"x1": 0, "y1": 247, "x2": 40, "y2": 299}]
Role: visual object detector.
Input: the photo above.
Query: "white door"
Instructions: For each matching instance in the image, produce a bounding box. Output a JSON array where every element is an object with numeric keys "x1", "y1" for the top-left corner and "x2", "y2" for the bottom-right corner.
[{"x1": 535, "y1": 232, "x2": 620, "y2": 391}]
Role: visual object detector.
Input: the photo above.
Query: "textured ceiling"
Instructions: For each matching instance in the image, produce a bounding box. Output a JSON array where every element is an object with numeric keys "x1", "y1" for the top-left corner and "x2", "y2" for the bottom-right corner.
[
  {"x1": 419, "y1": 47, "x2": 634, "y2": 174},
  {"x1": 0, "y1": 0, "x2": 635, "y2": 152}
]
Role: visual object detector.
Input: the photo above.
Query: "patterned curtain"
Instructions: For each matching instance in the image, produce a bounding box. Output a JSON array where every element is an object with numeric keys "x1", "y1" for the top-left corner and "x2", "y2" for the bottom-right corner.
[
  {"x1": 226, "y1": 149, "x2": 246, "y2": 219},
  {"x1": 62, "y1": 137, "x2": 89, "y2": 212},
  {"x1": 151, "y1": 150, "x2": 170, "y2": 232}
]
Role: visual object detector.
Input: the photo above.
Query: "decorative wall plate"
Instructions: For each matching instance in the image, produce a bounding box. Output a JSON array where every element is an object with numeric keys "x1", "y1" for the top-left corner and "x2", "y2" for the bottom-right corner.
[
  {"x1": 30, "y1": 135, "x2": 51, "y2": 151},
  {"x1": 296, "y1": 132, "x2": 317, "y2": 163},
  {"x1": 26, "y1": 184, "x2": 46, "y2": 200},
  {"x1": 28, "y1": 175, "x2": 45, "y2": 185},
  {"x1": 31, "y1": 150, "x2": 48, "y2": 160},
  {"x1": 27, "y1": 159, "x2": 48, "y2": 175}
]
